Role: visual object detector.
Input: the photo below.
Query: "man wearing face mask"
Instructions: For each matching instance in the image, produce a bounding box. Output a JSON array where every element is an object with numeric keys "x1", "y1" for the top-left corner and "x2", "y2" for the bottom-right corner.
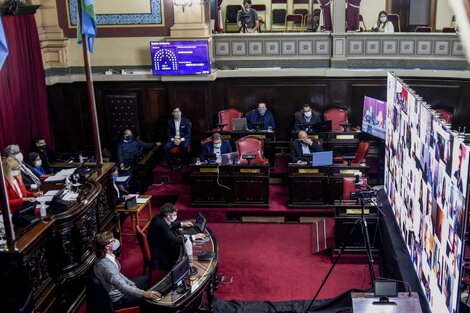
[
  {"x1": 93, "y1": 231, "x2": 161, "y2": 309},
  {"x1": 164, "y1": 106, "x2": 192, "y2": 171},
  {"x1": 236, "y1": 0, "x2": 259, "y2": 33},
  {"x1": 3, "y1": 144, "x2": 41, "y2": 189},
  {"x1": 201, "y1": 133, "x2": 232, "y2": 163},
  {"x1": 246, "y1": 101, "x2": 276, "y2": 131},
  {"x1": 147, "y1": 203, "x2": 205, "y2": 271},
  {"x1": 294, "y1": 104, "x2": 322, "y2": 131},
  {"x1": 32, "y1": 138, "x2": 56, "y2": 174},
  {"x1": 291, "y1": 131, "x2": 324, "y2": 163},
  {"x1": 117, "y1": 129, "x2": 160, "y2": 169}
]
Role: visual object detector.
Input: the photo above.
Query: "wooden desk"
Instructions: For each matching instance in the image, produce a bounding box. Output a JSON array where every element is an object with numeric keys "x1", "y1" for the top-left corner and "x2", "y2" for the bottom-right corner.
[
  {"x1": 142, "y1": 227, "x2": 219, "y2": 313},
  {"x1": 207, "y1": 130, "x2": 276, "y2": 142},
  {"x1": 190, "y1": 164, "x2": 270, "y2": 207},
  {"x1": 116, "y1": 195, "x2": 153, "y2": 235}
]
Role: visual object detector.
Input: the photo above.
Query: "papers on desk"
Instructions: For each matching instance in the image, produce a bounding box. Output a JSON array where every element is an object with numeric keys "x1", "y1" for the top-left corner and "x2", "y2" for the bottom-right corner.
[
  {"x1": 36, "y1": 190, "x2": 60, "y2": 203},
  {"x1": 44, "y1": 168, "x2": 78, "y2": 182},
  {"x1": 115, "y1": 175, "x2": 130, "y2": 183},
  {"x1": 136, "y1": 197, "x2": 147, "y2": 204},
  {"x1": 62, "y1": 192, "x2": 79, "y2": 201}
]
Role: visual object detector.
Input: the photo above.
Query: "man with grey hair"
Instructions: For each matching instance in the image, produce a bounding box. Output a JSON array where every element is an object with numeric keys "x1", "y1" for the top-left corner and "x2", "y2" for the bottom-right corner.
[{"x1": 3, "y1": 144, "x2": 41, "y2": 188}]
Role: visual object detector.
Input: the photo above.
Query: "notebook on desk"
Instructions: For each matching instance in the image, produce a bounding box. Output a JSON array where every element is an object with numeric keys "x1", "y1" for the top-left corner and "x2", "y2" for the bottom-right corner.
[
  {"x1": 232, "y1": 118, "x2": 247, "y2": 131},
  {"x1": 311, "y1": 151, "x2": 333, "y2": 167},
  {"x1": 182, "y1": 213, "x2": 207, "y2": 235}
]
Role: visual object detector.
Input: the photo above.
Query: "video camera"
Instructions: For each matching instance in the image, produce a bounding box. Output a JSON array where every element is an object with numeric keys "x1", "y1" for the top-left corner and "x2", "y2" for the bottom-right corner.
[{"x1": 350, "y1": 189, "x2": 376, "y2": 200}]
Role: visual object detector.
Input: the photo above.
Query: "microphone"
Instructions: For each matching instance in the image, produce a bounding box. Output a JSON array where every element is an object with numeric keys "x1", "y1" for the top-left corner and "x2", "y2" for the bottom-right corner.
[{"x1": 377, "y1": 277, "x2": 412, "y2": 297}]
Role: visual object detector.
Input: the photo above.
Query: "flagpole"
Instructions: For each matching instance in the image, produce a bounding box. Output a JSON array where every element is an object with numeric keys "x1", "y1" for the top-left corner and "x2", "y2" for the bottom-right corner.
[
  {"x1": 0, "y1": 152, "x2": 17, "y2": 251},
  {"x1": 77, "y1": 0, "x2": 103, "y2": 166}
]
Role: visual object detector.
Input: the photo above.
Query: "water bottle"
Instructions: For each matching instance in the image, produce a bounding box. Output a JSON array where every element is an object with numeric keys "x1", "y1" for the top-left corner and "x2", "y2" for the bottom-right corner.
[{"x1": 39, "y1": 201, "x2": 47, "y2": 219}]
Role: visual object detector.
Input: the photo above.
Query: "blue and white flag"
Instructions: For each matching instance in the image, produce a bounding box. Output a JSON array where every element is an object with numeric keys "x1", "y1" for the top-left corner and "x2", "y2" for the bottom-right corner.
[
  {"x1": 77, "y1": 0, "x2": 97, "y2": 53},
  {"x1": 0, "y1": 17, "x2": 9, "y2": 70}
]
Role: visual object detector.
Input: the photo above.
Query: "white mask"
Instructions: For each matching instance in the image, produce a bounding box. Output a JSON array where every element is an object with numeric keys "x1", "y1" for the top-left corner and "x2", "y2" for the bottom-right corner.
[
  {"x1": 111, "y1": 239, "x2": 120, "y2": 252},
  {"x1": 34, "y1": 160, "x2": 42, "y2": 167},
  {"x1": 11, "y1": 170, "x2": 20, "y2": 177},
  {"x1": 380, "y1": 17, "x2": 387, "y2": 23},
  {"x1": 304, "y1": 111, "x2": 312, "y2": 118},
  {"x1": 15, "y1": 152, "x2": 24, "y2": 163}
]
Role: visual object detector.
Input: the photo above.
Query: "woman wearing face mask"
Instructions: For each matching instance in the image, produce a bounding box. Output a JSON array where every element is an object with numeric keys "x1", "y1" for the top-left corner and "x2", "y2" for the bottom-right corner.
[
  {"x1": 28, "y1": 152, "x2": 46, "y2": 177},
  {"x1": 93, "y1": 231, "x2": 161, "y2": 309},
  {"x1": 3, "y1": 157, "x2": 42, "y2": 212},
  {"x1": 373, "y1": 11, "x2": 394, "y2": 33},
  {"x1": 200, "y1": 133, "x2": 232, "y2": 163}
]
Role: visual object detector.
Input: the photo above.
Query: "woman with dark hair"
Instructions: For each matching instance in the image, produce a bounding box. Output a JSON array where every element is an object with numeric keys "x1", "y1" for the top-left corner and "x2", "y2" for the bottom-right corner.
[
  {"x1": 28, "y1": 152, "x2": 46, "y2": 177},
  {"x1": 372, "y1": 11, "x2": 394, "y2": 33}
]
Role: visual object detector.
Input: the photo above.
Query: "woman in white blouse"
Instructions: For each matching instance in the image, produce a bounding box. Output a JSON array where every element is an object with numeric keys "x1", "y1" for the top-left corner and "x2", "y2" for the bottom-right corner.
[{"x1": 373, "y1": 11, "x2": 395, "y2": 33}]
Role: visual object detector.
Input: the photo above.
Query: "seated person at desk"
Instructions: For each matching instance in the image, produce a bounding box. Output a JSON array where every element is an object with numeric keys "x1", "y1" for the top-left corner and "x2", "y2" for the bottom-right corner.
[
  {"x1": 3, "y1": 144, "x2": 41, "y2": 189},
  {"x1": 27, "y1": 152, "x2": 47, "y2": 178},
  {"x1": 32, "y1": 137, "x2": 56, "y2": 174},
  {"x1": 117, "y1": 129, "x2": 160, "y2": 169},
  {"x1": 93, "y1": 231, "x2": 161, "y2": 309},
  {"x1": 294, "y1": 104, "x2": 321, "y2": 131},
  {"x1": 164, "y1": 106, "x2": 192, "y2": 171},
  {"x1": 147, "y1": 203, "x2": 205, "y2": 271},
  {"x1": 237, "y1": 0, "x2": 259, "y2": 33},
  {"x1": 3, "y1": 157, "x2": 43, "y2": 213},
  {"x1": 201, "y1": 133, "x2": 232, "y2": 163},
  {"x1": 245, "y1": 101, "x2": 276, "y2": 131},
  {"x1": 291, "y1": 131, "x2": 324, "y2": 163}
]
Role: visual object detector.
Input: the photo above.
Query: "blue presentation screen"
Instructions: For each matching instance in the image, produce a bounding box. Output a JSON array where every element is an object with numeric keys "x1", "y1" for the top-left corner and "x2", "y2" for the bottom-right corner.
[{"x1": 150, "y1": 41, "x2": 210, "y2": 75}]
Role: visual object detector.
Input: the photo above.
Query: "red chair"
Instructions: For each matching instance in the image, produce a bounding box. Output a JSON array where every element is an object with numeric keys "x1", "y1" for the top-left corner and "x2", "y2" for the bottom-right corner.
[
  {"x1": 170, "y1": 122, "x2": 192, "y2": 156},
  {"x1": 434, "y1": 109, "x2": 453, "y2": 124},
  {"x1": 343, "y1": 177, "x2": 368, "y2": 200},
  {"x1": 334, "y1": 141, "x2": 370, "y2": 165},
  {"x1": 415, "y1": 26, "x2": 432, "y2": 32},
  {"x1": 285, "y1": 14, "x2": 304, "y2": 32},
  {"x1": 218, "y1": 108, "x2": 243, "y2": 131},
  {"x1": 387, "y1": 14, "x2": 400, "y2": 32},
  {"x1": 442, "y1": 27, "x2": 456, "y2": 33},
  {"x1": 324, "y1": 108, "x2": 348, "y2": 132},
  {"x1": 236, "y1": 136, "x2": 269, "y2": 164}
]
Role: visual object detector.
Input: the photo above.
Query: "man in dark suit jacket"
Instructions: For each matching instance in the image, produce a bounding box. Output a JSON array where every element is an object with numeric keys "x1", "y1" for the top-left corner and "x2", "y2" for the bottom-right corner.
[
  {"x1": 245, "y1": 102, "x2": 276, "y2": 131},
  {"x1": 201, "y1": 133, "x2": 232, "y2": 163},
  {"x1": 163, "y1": 106, "x2": 192, "y2": 171},
  {"x1": 147, "y1": 203, "x2": 205, "y2": 271},
  {"x1": 291, "y1": 130, "x2": 324, "y2": 163},
  {"x1": 294, "y1": 103, "x2": 321, "y2": 131}
]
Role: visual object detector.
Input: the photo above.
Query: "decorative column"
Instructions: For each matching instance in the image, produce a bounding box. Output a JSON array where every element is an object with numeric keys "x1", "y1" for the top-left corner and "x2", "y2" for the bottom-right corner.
[
  {"x1": 170, "y1": 0, "x2": 211, "y2": 37},
  {"x1": 32, "y1": 0, "x2": 68, "y2": 69},
  {"x1": 331, "y1": 0, "x2": 347, "y2": 67}
]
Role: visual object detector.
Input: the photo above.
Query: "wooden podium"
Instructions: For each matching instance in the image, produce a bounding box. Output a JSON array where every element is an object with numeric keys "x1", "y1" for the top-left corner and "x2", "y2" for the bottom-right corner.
[{"x1": 351, "y1": 292, "x2": 422, "y2": 313}]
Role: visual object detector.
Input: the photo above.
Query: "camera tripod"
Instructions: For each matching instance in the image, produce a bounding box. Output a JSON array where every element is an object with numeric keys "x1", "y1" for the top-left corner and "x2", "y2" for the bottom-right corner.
[
  {"x1": 239, "y1": 12, "x2": 248, "y2": 33},
  {"x1": 305, "y1": 194, "x2": 378, "y2": 312}
]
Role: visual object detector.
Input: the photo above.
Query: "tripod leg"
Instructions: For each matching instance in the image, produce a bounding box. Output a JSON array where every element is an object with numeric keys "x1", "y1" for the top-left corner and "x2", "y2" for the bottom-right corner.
[
  {"x1": 360, "y1": 217, "x2": 377, "y2": 283},
  {"x1": 305, "y1": 219, "x2": 361, "y2": 312}
]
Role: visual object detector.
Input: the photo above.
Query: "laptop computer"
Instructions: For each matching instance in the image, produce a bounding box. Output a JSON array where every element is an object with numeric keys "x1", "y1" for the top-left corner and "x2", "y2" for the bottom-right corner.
[
  {"x1": 311, "y1": 120, "x2": 332, "y2": 132},
  {"x1": 221, "y1": 152, "x2": 238, "y2": 165},
  {"x1": 182, "y1": 213, "x2": 207, "y2": 235},
  {"x1": 311, "y1": 151, "x2": 333, "y2": 167},
  {"x1": 232, "y1": 118, "x2": 247, "y2": 131}
]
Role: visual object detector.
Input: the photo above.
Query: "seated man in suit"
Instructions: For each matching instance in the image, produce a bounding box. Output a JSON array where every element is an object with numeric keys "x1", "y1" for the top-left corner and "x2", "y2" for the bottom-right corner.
[
  {"x1": 201, "y1": 133, "x2": 232, "y2": 163},
  {"x1": 117, "y1": 129, "x2": 160, "y2": 169},
  {"x1": 163, "y1": 106, "x2": 192, "y2": 171},
  {"x1": 294, "y1": 103, "x2": 322, "y2": 131},
  {"x1": 93, "y1": 231, "x2": 161, "y2": 310},
  {"x1": 291, "y1": 131, "x2": 324, "y2": 163},
  {"x1": 3, "y1": 144, "x2": 41, "y2": 189},
  {"x1": 147, "y1": 203, "x2": 205, "y2": 272},
  {"x1": 245, "y1": 101, "x2": 276, "y2": 131}
]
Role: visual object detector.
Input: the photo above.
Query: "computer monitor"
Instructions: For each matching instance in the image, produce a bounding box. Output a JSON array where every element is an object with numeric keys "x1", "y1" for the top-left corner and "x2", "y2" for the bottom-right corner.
[
  {"x1": 311, "y1": 151, "x2": 333, "y2": 167},
  {"x1": 232, "y1": 118, "x2": 247, "y2": 131},
  {"x1": 374, "y1": 280, "x2": 398, "y2": 298},
  {"x1": 195, "y1": 213, "x2": 207, "y2": 232},
  {"x1": 171, "y1": 255, "x2": 190, "y2": 289},
  {"x1": 221, "y1": 152, "x2": 238, "y2": 165}
]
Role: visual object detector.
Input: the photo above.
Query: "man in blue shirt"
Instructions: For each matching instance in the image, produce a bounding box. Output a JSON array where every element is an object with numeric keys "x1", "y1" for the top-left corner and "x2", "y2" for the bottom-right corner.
[
  {"x1": 201, "y1": 133, "x2": 232, "y2": 163},
  {"x1": 117, "y1": 129, "x2": 159, "y2": 168},
  {"x1": 164, "y1": 106, "x2": 192, "y2": 171},
  {"x1": 245, "y1": 101, "x2": 275, "y2": 131}
]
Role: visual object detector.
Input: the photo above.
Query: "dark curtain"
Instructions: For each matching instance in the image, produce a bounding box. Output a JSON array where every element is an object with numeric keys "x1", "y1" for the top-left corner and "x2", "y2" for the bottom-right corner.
[{"x1": 0, "y1": 14, "x2": 53, "y2": 154}]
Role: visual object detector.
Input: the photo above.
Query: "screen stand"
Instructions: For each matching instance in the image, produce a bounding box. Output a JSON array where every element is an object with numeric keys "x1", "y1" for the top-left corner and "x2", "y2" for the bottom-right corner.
[{"x1": 372, "y1": 297, "x2": 397, "y2": 305}]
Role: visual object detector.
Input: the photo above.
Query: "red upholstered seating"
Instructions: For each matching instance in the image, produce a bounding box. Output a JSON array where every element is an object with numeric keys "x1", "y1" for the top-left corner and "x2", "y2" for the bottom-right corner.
[
  {"x1": 342, "y1": 177, "x2": 368, "y2": 200},
  {"x1": 434, "y1": 109, "x2": 453, "y2": 124},
  {"x1": 170, "y1": 122, "x2": 192, "y2": 155},
  {"x1": 201, "y1": 136, "x2": 212, "y2": 146},
  {"x1": 218, "y1": 108, "x2": 243, "y2": 131},
  {"x1": 116, "y1": 307, "x2": 141, "y2": 313},
  {"x1": 415, "y1": 26, "x2": 432, "y2": 32},
  {"x1": 334, "y1": 141, "x2": 370, "y2": 165},
  {"x1": 324, "y1": 108, "x2": 348, "y2": 132},
  {"x1": 236, "y1": 136, "x2": 269, "y2": 164}
]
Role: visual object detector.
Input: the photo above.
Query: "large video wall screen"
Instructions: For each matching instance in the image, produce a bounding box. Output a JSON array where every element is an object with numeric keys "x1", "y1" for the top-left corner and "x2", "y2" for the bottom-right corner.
[{"x1": 385, "y1": 73, "x2": 469, "y2": 313}]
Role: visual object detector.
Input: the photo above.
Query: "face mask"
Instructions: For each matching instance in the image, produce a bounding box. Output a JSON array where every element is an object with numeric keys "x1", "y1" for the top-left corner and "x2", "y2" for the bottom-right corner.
[
  {"x1": 304, "y1": 111, "x2": 312, "y2": 118},
  {"x1": 34, "y1": 160, "x2": 42, "y2": 167},
  {"x1": 124, "y1": 135, "x2": 133, "y2": 141},
  {"x1": 111, "y1": 239, "x2": 120, "y2": 252},
  {"x1": 380, "y1": 17, "x2": 387, "y2": 23},
  {"x1": 11, "y1": 170, "x2": 20, "y2": 177},
  {"x1": 214, "y1": 143, "x2": 222, "y2": 149},
  {"x1": 15, "y1": 152, "x2": 23, "y2": 163},
  {"x1": 258, "y1": 108, "x2": 267, "y2": 115},
  {"x1": 37, "y1": 144, "x2": 46, "y2": 150}
]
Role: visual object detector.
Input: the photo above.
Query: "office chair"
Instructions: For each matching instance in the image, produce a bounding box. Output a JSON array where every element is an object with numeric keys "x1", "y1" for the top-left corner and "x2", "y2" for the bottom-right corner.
[
  {"x1": 434, "y1": 108, "x2": 453, "y2": 124},
  {"x1": 359, "y1": 14, "x2": 367, "y2": 31},
  {"x1": 271, "y1": 0, "x2": 288, "y2": 32},
  {"x1": 218, "y1": 108, "x2": 243, "y2": 131},
  {"x1": 442, "y1": 27, "x2": 456, "y2": 33},
  {"x1": 285, "y1": 14, "x2": 304, "y2": 32},
  {"x1": 334, "y1": 141, "x2": 369, "y2": 165},
  {"x1": 387, "y1": 14, "x2": 400, "y2": 32},
  {"x1": 86, "y1": 267, "x2": 140, "y2": 313},
  {"x1": 342, "y1": 177, "x2": 368, "y2": 200},
  {"x1": 236, "y1": 136, "x2": 269, "y2": 165},
  {"x1": 324, "y1": 107, "x2": 348, "y2": 132},
  {"x1": 225, "y1": 5, "x2": 242, "y2": 32},
  {"x1": 415, "y1": 26, "x2": 432, "y2": 32}
]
